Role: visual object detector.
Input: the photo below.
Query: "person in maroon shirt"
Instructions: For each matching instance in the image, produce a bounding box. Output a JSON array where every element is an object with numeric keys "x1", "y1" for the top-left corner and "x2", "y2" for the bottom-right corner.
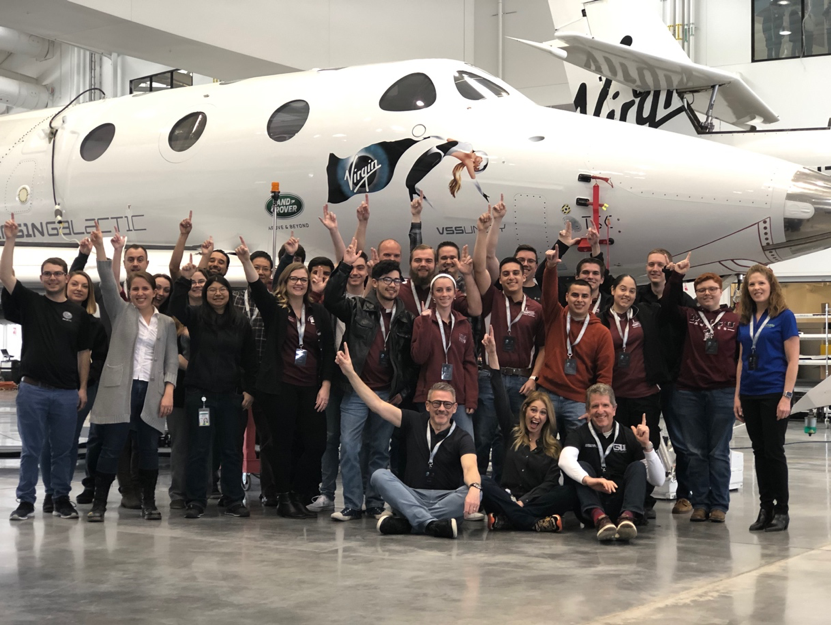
[
  {"x1": 599, "y1": 274, "x2": 670, "y2": 519},
  {"x1": 237, "y1": 242, "x2": 335, "y2": 519},
  {"x1": 662, "y1": 254, "x2": 739, "y2": 523},
  {"x1": 411, "y1": 274, "x2": 478, "y2": 438},
  {"x1": 399, "y1": 244, "x2": 482, "y2": 318}
]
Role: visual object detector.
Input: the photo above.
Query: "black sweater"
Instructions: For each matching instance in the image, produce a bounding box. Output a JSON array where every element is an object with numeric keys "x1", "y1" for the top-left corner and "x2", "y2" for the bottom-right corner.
[
  {"x1": 169, "y1": 277, "x2": 258, "y2": 394},
  {"x1": 490, "y1": 368, "x2": 562, "y2": 504},
  {"x1": 598, "y1": 301, "x2": 670, "y2": 388}
]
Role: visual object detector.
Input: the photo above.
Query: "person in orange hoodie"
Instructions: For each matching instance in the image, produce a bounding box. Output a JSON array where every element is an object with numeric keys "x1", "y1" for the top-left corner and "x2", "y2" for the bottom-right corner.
[{"x1": 538, "y1": 247, "x2": 615, "y2": 438}]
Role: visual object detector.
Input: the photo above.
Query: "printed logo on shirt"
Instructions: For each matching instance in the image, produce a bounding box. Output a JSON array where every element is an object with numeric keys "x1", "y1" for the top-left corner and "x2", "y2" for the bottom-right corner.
[
  {"x1": 459, "y1": 334, "x2": 467, "y2": 343},
  {"x1": 522, "y1": 310, "x2": 537, "y2": 318},
  {"x1": 689, "y1": 313, "x2": 737, "y2": 333},
  {"x1": 612, "y1": 443, "x2": 627, "y2": 452},
  {"x1": 631, "y1": 320, "x2": 642, "y2": 328},
  {"x1": 62, "y1": 311, "x2": 73, "y2": 322},
  {"x1": 584, "y1": 443, "x2": 598, "y2": 449}
]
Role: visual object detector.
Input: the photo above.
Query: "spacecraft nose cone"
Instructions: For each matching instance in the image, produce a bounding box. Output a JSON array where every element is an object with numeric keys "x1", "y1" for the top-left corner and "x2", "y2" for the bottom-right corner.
[{"x1": 774, "y1": 168, "x2": 831, "y2": 257}]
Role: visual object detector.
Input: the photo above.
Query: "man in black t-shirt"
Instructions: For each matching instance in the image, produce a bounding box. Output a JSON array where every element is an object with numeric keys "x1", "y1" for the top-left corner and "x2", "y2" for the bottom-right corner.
[
  {"x1": 559, "y1": 384, "x2": 665, "y2": 542},
  {"x1": 336, "y1": 345, "x2": 480, "y2": 539},
  {"x1": 1, "y1": 216, "x2": 92, "y2": 521}
]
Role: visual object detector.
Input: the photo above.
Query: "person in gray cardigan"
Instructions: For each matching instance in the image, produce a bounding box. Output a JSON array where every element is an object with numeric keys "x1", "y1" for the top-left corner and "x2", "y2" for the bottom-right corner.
[{"x1": 87, "y1": 224, "x2": 179, "y2": 522}]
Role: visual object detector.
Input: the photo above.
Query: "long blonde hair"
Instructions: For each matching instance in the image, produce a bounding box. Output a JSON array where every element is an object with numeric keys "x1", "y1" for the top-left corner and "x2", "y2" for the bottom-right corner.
[
  {"x1": 274, "y1": 262, "x2": 312, "y2": 309},
  {"x1": 738, "y1": 264, "x2": 788, "y2": 324},
  {"x1": 512, "y1": 391, "x2": 561, "y2": 459},
  {"x1": 448, "y1": 162, "x2": 465, "y2": 197},
  {"x1": 67, "y1": 271, "x2": 97, "y2": 315}
]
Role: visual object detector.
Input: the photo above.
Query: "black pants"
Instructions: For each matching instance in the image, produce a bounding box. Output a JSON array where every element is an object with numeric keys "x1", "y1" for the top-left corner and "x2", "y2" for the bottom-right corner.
[
  {"x1": 616, "y1": 393, "x2": 661, "y2": 507},
  {"x1": 741, "y1": 393, "x2": 789, "y2": 514},
  {"x1": 481, "y1": 476, "x2": 576, "y2": 530},
  {"x1": 260, "y1": 384, "x2": 326, "y2": 503},
  {"x1": 574, "y1": 460, "x2": 647, "y2": 521},
  {"x1": 250, "y1": 398, "x2": 276, "y2": 499}
]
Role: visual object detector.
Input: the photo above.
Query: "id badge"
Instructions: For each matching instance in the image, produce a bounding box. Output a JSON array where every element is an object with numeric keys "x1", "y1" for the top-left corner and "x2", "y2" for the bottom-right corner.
[
  {"x1": 441, "y1": 363, "x2": 454, "y2": 381},
  {"x1": 564, "y1": 358, "x2": 577, "y2": 376},
  {"x1": 616, "y1": 352, "x2": 631, "y2": 369},
  {"x1": 198, "y1": 407, "x2": 211, "y2": 427},
  {"x1": 379, "y1": 351, "x2": 390, "y2": 368},
  {"x1": 705, "y1": 338, "x2": 719, "y2": 355},
  {"x1": 748, "y1": 351, "x2": 758, "y2": 371},
  {"x1": 502, "y1": 335, "x2": 516, "y2": 353},
  {"x1": 295, "y1": 348, "x2": 308, "y2": 365}
]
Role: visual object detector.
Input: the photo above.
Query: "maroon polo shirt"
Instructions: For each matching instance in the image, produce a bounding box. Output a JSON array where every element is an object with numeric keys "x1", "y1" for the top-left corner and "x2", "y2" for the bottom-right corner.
[
  {"x1": 281, "y1": 305, "x2": 320, "y2": 387},
  {"x1": 481, "y1": 285, "x2": 544, "y2": 369},
  {"x1": 399, "y1": 278, "x2": 470, "y2": 316},
  {"x1": 607, "y1": 310, "x2": 658, "y2": 399},
  {"x1": 362, "y1": 308, "x2": 394, "y2": 391},
  {"x1": 677, "y1": 305, "x2": 739, "y2": 391}
]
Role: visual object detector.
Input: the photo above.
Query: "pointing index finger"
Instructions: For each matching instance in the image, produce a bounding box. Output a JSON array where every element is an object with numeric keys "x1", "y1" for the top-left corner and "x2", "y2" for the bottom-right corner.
[
  {"x1": 641, "y1": 414, "x2": 647, "y2": 426},
  {"x1": 188, "y1": 210, "x2": 192, "y2": 220}
]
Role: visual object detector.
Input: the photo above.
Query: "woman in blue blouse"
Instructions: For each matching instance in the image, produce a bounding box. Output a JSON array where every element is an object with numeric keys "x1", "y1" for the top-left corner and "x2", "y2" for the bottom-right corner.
[{"x1": 733, "y1": 265, "x2": 799, "y2": 533}]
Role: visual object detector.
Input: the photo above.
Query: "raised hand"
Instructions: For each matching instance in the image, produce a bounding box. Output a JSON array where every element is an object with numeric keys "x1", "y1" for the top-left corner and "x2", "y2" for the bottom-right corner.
[
  {"x1": 477, "y1": 208, "x2": 493, "y2": 233},
  {"x1": 559, "y1": 221, "x2": 579, "y2": 247},
  {"x1": 179, "y1": 210, "x2": 193, "y2": 236},
  {"x1": 3, "y1": 213, "x2": 17, "y2": 241},
  {"x1": 631, "y1": 414, "x2": 651, "y2": 449},
  {"x1": 356, "y1": 194, "x2": 370, "y2": 222},
  {"x1": 78, "y1": 237, "x2": 92, "y2": 256},
  {"x1": 200, "y1": 236, "x2": 214, "y2": 257},
  {"x1": 235, "y1": 236, "x2": 250, "y2": 263},
  {"x1": 181, "y1": 253, "x2": 197, "y2": 280},
  {"x1": 411, "y1": 191, "x2": 424, "y2": 220},
  {"x1": 284, "y1": 231, "x2": 299, "y2": 257},
  {"x1": 111, "y1": 225, "x2": 127, "y2": 252},
  {"x1": 343, "y1": 237, "x2": 361, "y2": 265},
  {"x1": 367, "y1": 247, "x2": 379, "y2": 270},
  {"x1": 335, "y1": 342, "x2": 355, "y2": 374},
  {"x1": 491, "y1": 193, "x2": 507, "y2": 219},
  {"x1": 482, "y1": 325, "x2": 497, "y2": 356},
  {"x1": 90, "y1": 220, "x2": 104, "y2": 249},
  {"x1": 545, "y1": 247, "x2": 561, "y2": 268},
  {"x1": 586, "y1": 224, "x2": 600, "y2": 247},
  {"x1": 455, "y1": 244, "x2": 473, "y2": 275},
  {"x1": 674, "y1": 252, "x2": 692, "y2": 275},
  {"x1": 319, "y1": 204, "x2": 338, "y2": 231}
]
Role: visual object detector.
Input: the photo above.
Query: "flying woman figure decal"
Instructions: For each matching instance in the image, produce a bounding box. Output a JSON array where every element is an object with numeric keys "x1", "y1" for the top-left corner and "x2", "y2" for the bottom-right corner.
[{"x1": 326, "y1": 137, "x2": 489, "y2": 206}]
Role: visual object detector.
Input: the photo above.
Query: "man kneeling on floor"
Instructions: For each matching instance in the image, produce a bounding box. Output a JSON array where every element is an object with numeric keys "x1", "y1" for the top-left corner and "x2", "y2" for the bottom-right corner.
[
  {"x1": 558, "y1": 383, "x2": 665, "y2": 542},
  {"x1": 335, "y1": 344, "x2": 481, "y2": 539}
]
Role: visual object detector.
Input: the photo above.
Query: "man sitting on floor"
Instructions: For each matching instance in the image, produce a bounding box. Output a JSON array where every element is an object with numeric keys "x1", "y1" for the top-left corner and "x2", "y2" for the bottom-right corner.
[
  {"x1": 335, "y1": 344, "x2": 481, "y2": 539},
  {"x1": 558, "y1": 383, "x2": 665, "y2": 542}
]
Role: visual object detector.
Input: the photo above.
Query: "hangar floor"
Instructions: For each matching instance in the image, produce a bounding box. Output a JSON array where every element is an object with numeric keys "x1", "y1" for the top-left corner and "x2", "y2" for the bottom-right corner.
[{"x1": 1, "y1": 407, "x2": 830, "y2": 624}]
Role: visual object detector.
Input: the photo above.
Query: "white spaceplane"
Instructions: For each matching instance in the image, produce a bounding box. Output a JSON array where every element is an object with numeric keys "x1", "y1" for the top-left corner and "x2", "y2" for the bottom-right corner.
[{"x1": 0, "y1": 55, "x2": 830, "y2": 283}]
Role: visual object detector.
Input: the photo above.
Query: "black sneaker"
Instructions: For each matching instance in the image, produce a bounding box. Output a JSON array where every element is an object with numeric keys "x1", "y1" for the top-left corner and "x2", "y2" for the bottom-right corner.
[
  {"x1": 169, "y1": 499, "x2": 186, "y2": 510},
  {"x1": 184, "y1": 504, "x2": 204, "y2": 519},
  {"x1": 76, "y1": 488, "x2": 95, "y2": 505},
  {"x1": 425, "y1": 518, "x2": 458, "y2": 539},
  {"x1": 87, "y1": 502, "x2": 106, "y2": 523},
  {"x1": 224, "y1": 503, "x2": 250, "y2": 518},
  {"x1": 42, "y1": 494, "x2": 54, "y2": 514},
  {"x1": 377, "y1": 515, "x2": 412, "y2": 535},
  {"x1": 331, "y1": 508, "x2": 362, "y2": 522},
  {"x1": 259, "y1": 494, "x2": 278, "y2": 508},
  {"x1": 53, "y1": 497, "x2": 79, "y2": 519},
  {"x1": 10, "y1": 501, "x2": 35, "y2": 521},
  {"x1": 365, "y1": 506, "x2": 386, "y2": 519}
]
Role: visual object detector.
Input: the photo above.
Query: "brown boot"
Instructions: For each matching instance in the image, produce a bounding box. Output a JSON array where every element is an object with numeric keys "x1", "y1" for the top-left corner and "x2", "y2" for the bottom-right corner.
[
  {"x1": 690, "y1": 508, "x2": 709, "y2": 522},
  {"x1": 672, "y1": 498, "x2": 692, "y2": 514}
]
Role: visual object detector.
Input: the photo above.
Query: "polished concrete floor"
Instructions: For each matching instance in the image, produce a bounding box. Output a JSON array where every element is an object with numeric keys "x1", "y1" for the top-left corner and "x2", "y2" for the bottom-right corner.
[{"x1": 1, "y1": 418, "x2": 831, "y2": 624}]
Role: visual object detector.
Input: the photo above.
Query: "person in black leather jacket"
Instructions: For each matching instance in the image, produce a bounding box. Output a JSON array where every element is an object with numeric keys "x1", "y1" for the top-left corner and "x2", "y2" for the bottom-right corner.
[{"x1": 323, "y1": 239, "x2": 416, "y2": 521}]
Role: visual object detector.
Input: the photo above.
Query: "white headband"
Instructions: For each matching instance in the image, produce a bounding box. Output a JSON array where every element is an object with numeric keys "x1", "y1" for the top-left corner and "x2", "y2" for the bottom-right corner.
[{"x1": 430, "y1": 273, "x2": 457, "y2": 290}]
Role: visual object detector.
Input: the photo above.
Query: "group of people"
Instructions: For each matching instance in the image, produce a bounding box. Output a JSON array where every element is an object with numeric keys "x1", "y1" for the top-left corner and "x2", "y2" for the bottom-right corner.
[{"x1": 2, "y1": 191, "x2": 798, "y2": 540}]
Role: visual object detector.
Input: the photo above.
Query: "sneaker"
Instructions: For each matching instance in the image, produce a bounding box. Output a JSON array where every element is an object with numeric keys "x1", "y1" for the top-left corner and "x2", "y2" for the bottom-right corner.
[
  {"x1": 615, "y1": 517, "x2": 638, "y2": 541},
  {"x1": 87, "y1": 502, "x2": 106, "y2": 523},
  {"x1": 259, "y1": 494, "x2": 278, "y2": 508},
  {"x1": 42, "y1": 494, "x2": 54, "y2": 514},
  {"x1": 425, "y1": 518, "x2": 458, "y2": 539},
  {"x1": 465, "y1": 511, "x2": 485, "y2": 522},
  {"x1": 708, "y1": 509, "x2": 726, "y2": 523},
  {"x1": 365, "y1": 506, "x2": 387, "y2": 519},
  {"x1": 331, "y1": 508, "x2": 362, "y2": 522},
  {"x1": 307, "y1": 494, "x2": 334, "y2": 512},
  {"x1": 377, "y1": 515, "x2": 412, "y2": 535},
  {"x1": 224, "y1": 503, "x2": 250, "y2": 518},
  {"x1": 53, "y1": 497, "x2": 79, "y2": 519},
  {"x1": 170, "y1": 499, "x2": 186, "y2": 510},
  {"x1": 76, "y1": 487, "x2": 95, "y2": 505},
  {"x1": 487, "y1": 513, "x2": 512, "y2": 531},
  {"x1": 184, "y1": 504, "x2": 204, "y2": 519},
  {"x1": 10, "y1": 501, "x2": 35, "y2": 521},
  {"x1": 533, "y1": 515, "x2": 563, "y2": 533},
  {"x1": 596, "y1": 516, "x2": 617, "y2": 541},
  {"x1": 672, "y1": 498, "x2": 693, "y2": 514},
  {"x1": 690, "y1": 508, "x2": 709, "y2": 522}
]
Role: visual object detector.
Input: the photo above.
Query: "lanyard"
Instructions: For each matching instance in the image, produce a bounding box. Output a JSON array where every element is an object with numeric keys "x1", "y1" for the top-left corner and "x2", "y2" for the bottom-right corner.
[
  {"x1": 379, "y1": 305, "x2": 396, "y2": 345},
  {"x1": 427, "y1": 421, "x2": 456, "y2": 468},
  {"x1": 749, "y1": 310, "x2": 771, "y2": 353},
  {"x1": 437, "y1": 311, "x2": 455, "y2": 363},
  {"x1": 566, "y1": 312, "x2": 590, "y2": 359},
  {"x1": 588, "y1": 421, "x2": 619, "y2": 473},
  {"x1": 411, "y1": 281, "x2": 432, "y2": 314},
  {"x1": 592, "y1": 297, "x2": 601, "y2": 314},
  {"x1": 612, "y1": 308, "x2": 633, "y2": 352},
  {"x1": 697, "y1": 309, "x2": 726, "y2": 340},
  {"x1": 505, "y1": 293, "x2": 527, "y2": 335},
  {"x1": 295, "y1": 304, "x2": 307, "y2": 348},
  {"x1": 243, "y1": 288, "x2": 259, "y2": 321}
]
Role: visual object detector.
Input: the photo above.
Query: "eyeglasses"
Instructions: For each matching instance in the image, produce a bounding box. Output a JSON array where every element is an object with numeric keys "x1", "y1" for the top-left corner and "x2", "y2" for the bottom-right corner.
[
  {"x1": 695, "y1": 286, "x2": 721, "y2": 294},
  {"x1": 428, "y1": 400, "x2": 456, "y2": 410},
  {"x1": 42, "y1": 271, "x2": 66, "y2": 278},
  {"x1": 378, "y1": 277, "x2": 403, "y2": 286},
  {"x1": 288, "y1": 276, "x2": 309, "y2": 284},
  {"x1": 207, "y1": 287, "x2": 228, "y2": 295}
]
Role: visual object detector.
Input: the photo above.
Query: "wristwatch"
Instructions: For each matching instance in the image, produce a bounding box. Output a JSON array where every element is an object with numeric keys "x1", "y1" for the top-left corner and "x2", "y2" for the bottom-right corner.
[
  {"x1": 468, "y1": 482, "x2": 482, "y2": 490},
  {"x1": 783, "y1": 391, "x2": 794, "y2": 399}
]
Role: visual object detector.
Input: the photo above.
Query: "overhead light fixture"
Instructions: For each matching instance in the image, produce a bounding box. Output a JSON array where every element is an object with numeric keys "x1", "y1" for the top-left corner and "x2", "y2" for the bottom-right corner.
[
  {"x1": 777, "y1": 1, "x2": 790, "y2": 4},
  {"x1": 780, "y1": 30, "x2": 792, "y2": 35}
]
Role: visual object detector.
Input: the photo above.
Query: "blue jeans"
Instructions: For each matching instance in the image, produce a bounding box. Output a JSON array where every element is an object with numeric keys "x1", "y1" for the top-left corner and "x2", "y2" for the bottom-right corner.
[
  {"x1": 340, "y1": 388, "x2": 394, "y2": 510},
  {"x1": 370, "y1": 469, "x2": 479, "y2": 533},
  {"x1": 473, "y1": 371, "x2": 503, "y2": 481},
  {"x1": 41, "y1": 382, "x2": 99, "y2": 496},
  {"x1": 95, "y1": 381, "x2": 160, "y2": 475},
  {"x1": 502, "y1": 374, "x2": 530, "y2": 416},
  {"x1": 319, "y1": 387, "x2": 343, "y2": 501},
  {"x1": 185, "y1": 390, "x2": 246, "y2": 509},
  {"x1": 539, "y1": 388, "x2": 585, "y2": 439},
  {"x1": 421, "y1": 403, "x2": 473, "y2": 440},
  {"x1": 661, "y1": 383, "x2": 691, "y2": 501},
  {"x1": 674, "y1": 387, "x2": 735, "y2": 512},
  {"x1": 16, "y1": 382, "x2": 79, "y2": 503}
]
